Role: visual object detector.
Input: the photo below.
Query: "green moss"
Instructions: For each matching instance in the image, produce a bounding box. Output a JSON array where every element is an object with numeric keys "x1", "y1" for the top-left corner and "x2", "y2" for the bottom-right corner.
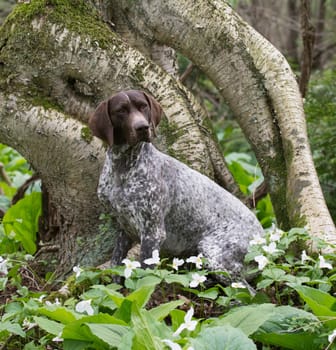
[
  {"x1": 80, "y1": 126, "x2": 93, "y2": 143},
  {"x1": 4, "y1": 0, "x2": 117, "y2": 50}
]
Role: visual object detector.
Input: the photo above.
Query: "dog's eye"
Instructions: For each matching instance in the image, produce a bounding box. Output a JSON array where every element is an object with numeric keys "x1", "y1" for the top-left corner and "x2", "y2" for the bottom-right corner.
[
  {"x1": 138, "y1": 103, "x2": 148, "y2": 111},
  {"x1": 116, "y1": 107, "x2": 128, "y2": 115}
]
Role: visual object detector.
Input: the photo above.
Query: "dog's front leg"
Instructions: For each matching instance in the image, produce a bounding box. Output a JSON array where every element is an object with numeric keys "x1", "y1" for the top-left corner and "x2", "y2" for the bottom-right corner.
[
  {"x1": 111, "y1": 229, "x2": 133, "y2": 266},
  {"x1": 140, "y1": 224, "x2": 166, "y2": 267}
]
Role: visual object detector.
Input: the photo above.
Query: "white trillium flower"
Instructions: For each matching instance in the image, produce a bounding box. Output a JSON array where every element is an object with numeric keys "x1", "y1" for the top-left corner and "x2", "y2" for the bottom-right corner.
[
  {"x1": 173, "y1": 307, "x2": 198, "y2": 337},
  {"x1": 172, "y1": 258, "x2": 184, "y2": 271},
  {"x1": 262, "y1": 242, "x2": 279, "y2": 255},
  {"x1": 73, "y1": 265, "x2": 82, "y2": 278},
  {"x1": 162, "y1": 339, "x2": 182, "y2": 350},
  {"x1": 45, "y1": 298, "x2": 61, "y2": 306},
  {"x1": 36, "y1": 294, "x2": 46, "y2": 303},
  {"x1": 231, "y1": 282, "x2": 246, "y2": 289},
  {"x1": 186, "y1": 253, "x2": 203, "y2": 269},
  {"x1": 269, "y1": 227, "x2": 284, "y2": 242},
  {"x1": 144, "y1": 249, "x2": 161, "y2": 266},
  {"x1": 189, "y1": 273, "x2": 206, "y2": 288},
  {"x1": 22, "y1": 318, "x2": 37, "y2": 330},
  {"x1": 75, "y1": 299, "x2": 94, "y2": 315},
  {"x1": 122, "y1": 258, "x2": 141, "y2": 278},
  {"x1": 318, "y1": 255, "x2": 333, "y2": 270},
  {"x1": 301, "y1": 250, "x2": 310, "y2": 264},
  {"x1": 254, "y1": 255, "x2": 269, "y2": 270},
  {"x1": 59, "y1": 284, "x2": 70, "y2": 296},
  {"x1": 0, "y1": 256, "x2": 8, "y2": 275},
  {"x1": 328, "y1": 329, "x2": 336, "y2": 344},
  {"x1": 52, "y1": 332, "x2": 64, "y2": 342},
  {"x1": 249, "y1": 234, "x2": 266, "y2": 246}
]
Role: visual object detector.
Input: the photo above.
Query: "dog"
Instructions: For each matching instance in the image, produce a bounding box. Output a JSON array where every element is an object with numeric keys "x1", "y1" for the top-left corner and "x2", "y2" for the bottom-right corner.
[{"x1": 89, "y1": 90, "x2": 264, "y2": 280}]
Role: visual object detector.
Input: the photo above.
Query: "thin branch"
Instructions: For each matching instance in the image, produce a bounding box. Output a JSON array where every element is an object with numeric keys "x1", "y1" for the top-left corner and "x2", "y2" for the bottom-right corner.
[
  {"x1": 11, "y1": 173, "x2": 40, "y2": 205},
  {"x1": 179, "y1": 62, "x2": 194, "y2": 83},
  {"x1": 0, "y1": 162, "x2": 11, "y2": 186}
]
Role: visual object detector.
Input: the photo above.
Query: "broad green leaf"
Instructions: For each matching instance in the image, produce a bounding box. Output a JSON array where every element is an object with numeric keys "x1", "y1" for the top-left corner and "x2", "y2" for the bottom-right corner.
[
  {"x1": 253, "y1": 305, "x2": 322, "y2": 350},
  {"x1": 126, "y1": 285, "x2": 155, "y2": 308},
  {"x1": 131, "y1": 303, "x2": 170, "y2": 350},
  {"x1": 86, "y1": 323, "x2": 131, "y2": 347},
  {"x1": 216, "y1": 303, "x2": 276, "y2": 335},
  {"x1": 164, "y1": 273, "x2": 190, "y2": 287},
  {"x1": 149, "y1": 300, "x2": 184, "y2": 321},
  {"x1": 293, "y1": 285, "x2": 336, "y2": 328},
  {"x1": 190, "y1": 325, "x2": 256, "y2": 350},
  {"x1": 0, "y1": 321, "x2": 25, "y2": 337},
  {"x1": 62, "y1": 315, "x2": 126, "y2": 350},
  {"x1": 136, "y1": 275, "x2": 162, "y2": 289},
  {"x1": 3, "y1": 192, "x2": 41, "y2": 254},
  {"x1": 33, "y1": 316, "x2": 63, "y2": 336},
  {"x1": 254, "y1": 332, "x2": 321, "y2": 350},
  {"x1": 170, "y1": 309, "x2": 186, "y2": 333},
  {"x1": 38, "y1": 306, "x2": 78, "y2": 324},
  {"x1": 197, "y1": 287, "x2": 219, "y2": 300}
]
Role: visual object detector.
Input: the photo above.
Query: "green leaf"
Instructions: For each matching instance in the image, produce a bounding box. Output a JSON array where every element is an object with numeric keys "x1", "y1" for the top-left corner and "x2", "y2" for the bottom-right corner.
[
  {"x1": 3, "y1": 192, "x2": 41, "y2": 253},
  {"x1": 148, "y1": 300, "x2": 184, "y2": 321},
  {"x1": 62, "y1": 314, "x2": 126, "y2": 350},
  {"x1": 197, "y1": 287, "x2": 219, "y2": 300},
  {"x1": 293, "y1": 285, "x2": 336, "y2": 328},
  {"x1": 33, "y1": 316, "x2": 63, "y2": 336},
  {"x1": 86, "y1": 323, "x2": 131, "y2": 347},
  {"x1": 131, "y1": 303, "x2": 170, "y2": 350},
  {"x1": 126, "y1": 285, "x2": 156, "y2": 308},
  {"x1": 190, "y1": 325, "x2": 256, "y2": 350},
  {"x1": 0, "y1": 321, "x2": 25, "y2": 337},
  {"x1": 164, "y1": 273, "x2": 190, "y2": 287},
  {"x1": 136, "y1": 275, "x2": 162, "y2": 289},
  {"x1": 38, "y1": 306, "x2": 78, "y2": 324},
  {"x1": 253, "y1": 305, "x2": 322, "y2": 350},
  {"x1": 215, "y1": 303, "x2": 276, "y2": 335}
]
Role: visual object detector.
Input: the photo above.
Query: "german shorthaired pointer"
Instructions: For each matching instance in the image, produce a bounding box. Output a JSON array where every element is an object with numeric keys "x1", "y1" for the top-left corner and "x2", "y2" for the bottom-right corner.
[{"x1": 89, "y1": 90, "x2": 264, "y2": 280}]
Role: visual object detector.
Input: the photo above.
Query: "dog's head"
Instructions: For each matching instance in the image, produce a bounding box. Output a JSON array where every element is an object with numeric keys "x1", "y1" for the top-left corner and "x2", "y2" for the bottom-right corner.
[{"x1": 89, "y1": 90, "x2": 162, "y2": 146}]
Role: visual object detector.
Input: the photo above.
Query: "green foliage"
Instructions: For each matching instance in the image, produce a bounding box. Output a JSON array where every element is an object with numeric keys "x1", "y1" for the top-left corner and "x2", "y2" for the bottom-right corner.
[
  {"x1": 2, "y1": 192, "x2": 41, "y2": 254},
  {"x1": 305, "y1": 69, "x2": 336, "y2": 221},
  {"x1": 225, "y1": 152, "x2": 274, "y2": 227},
  {"x1": 0, "y1": 144, "x2": 41, "y2": 254},
  {"x1": 2, "y1": 227, "x2": 336, "y2": 350}
]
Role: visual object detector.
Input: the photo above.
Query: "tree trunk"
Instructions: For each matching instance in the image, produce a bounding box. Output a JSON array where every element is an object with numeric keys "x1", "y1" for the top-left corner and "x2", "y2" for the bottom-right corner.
[
  {"x1": 0, "y1": 1, "x2": 236, "y2": 274},
  {"x1": 299, "y1": 0, "x2": 315, "y2": 97},
  {"x1": 109, "y1": 0, "x2": 336, "y2": 242}
]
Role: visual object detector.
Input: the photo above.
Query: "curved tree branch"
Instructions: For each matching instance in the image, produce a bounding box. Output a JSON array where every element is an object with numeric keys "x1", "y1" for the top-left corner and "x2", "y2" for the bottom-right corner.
[{"x1": 109, "y1": 0, "x2": 335, "y2": 242}]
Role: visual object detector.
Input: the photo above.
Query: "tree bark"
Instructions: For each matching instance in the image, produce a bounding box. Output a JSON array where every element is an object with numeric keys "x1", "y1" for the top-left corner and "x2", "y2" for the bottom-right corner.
[
  {"x1": 109, "y1": 0, "x2": 336, "y2": 242},
  {"x1": 0, "y1": 1, "x2": 237, "y2": 274},
  {"x1": 299, "y1": 0, "x2": 315, "y2": 97}
]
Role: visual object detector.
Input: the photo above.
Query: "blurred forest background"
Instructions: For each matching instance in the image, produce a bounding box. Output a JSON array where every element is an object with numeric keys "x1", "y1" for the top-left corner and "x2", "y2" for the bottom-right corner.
[{"x1": 0, "y1": 0, "x2": 335, "y2": 222}]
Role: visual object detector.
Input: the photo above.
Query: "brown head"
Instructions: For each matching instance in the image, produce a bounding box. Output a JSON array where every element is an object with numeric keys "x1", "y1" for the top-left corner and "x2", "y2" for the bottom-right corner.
[{"x1": 89, "y1": 90, "x2": 162, "y2": 146}]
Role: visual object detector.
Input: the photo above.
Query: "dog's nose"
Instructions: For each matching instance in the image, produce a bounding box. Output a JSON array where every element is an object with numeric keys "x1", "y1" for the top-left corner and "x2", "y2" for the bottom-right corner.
[{"x1": 134, "y1": 121, "x2": 149, "y2": 132}]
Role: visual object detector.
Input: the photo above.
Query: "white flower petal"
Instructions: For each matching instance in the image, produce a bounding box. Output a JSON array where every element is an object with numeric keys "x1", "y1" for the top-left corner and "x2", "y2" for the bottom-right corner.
[
  {"x1": 319, "y1": 255, "x2": 333, "y2": 270},
  {"x1": 329, "y1": 329, "x2": 336, "y2": 343},
  {"x1": 162, "y1": 339, "x2": 182, "y2": 350},
  {"x1": 75, "y1": 299, "x2": 94, "y2": 315},
  {"x1": 254, "y1": 255, "x2": 269, "y2": 270},
  {"x1": 144, "y1": 249, "x2": 161, "y2": 265},
  {"x1": 231, "y1": 282, "x2": 246, "y2": 289},
  {"x1": 249, "y1": 234, "x2": 266, "y2": 246},
  {"x1": 172, "y1": 258, "x2": 184, "y2": 271},
  {"x1": 73, "y1": 265, "x2": 82, "y2": 278},
  {"x1": 262, "y1": 242, "x2": 279, "y2": 255}
]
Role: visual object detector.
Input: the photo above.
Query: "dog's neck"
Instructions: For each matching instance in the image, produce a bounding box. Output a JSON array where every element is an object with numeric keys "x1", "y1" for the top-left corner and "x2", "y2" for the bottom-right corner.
[{"x1": 108, "y1": 142, "x2": 150, "y2": 173}]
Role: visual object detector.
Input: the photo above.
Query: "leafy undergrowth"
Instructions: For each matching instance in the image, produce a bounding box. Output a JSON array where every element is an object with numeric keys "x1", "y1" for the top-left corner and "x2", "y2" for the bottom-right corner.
[{"x1": 1, "y1": 227, "x2": 336, "y2": 350}]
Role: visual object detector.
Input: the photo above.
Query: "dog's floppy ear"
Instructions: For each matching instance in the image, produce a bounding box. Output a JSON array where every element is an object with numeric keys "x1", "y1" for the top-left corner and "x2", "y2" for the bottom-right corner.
[
  {"x1": 143, "y1": 92, "x2": 162, "y2": 128},
  {"x1": 89, "y1": 100, "x2": 114, "y2": 146}
]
